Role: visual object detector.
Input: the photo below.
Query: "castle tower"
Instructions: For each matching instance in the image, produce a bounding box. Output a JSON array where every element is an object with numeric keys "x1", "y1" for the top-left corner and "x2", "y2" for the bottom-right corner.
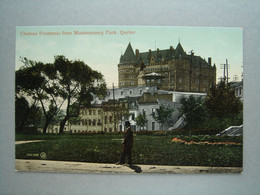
[
  {"x1": 118, "y1": 43, "x2": 216, "y2": 92},
  {"x1": 118, "y1": 43, "x2": 138, "y2": 88}
]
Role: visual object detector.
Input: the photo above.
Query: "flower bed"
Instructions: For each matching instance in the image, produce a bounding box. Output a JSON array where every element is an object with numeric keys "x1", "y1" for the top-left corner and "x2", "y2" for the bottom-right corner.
[{"x1": 172, "y1": 137, "x2": 242, "y2": 145}]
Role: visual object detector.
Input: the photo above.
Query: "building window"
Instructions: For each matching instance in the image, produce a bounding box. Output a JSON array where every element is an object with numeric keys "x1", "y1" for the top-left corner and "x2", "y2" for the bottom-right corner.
[
  {"x1": 89, "y1": 119, "x2": 91, "y2": 126},
  {"x1": 93, "y1": 119, "x2": 96, "y2": 126},
  {"x1": 82, "y1": 119, "x2": 85, "y2": 125},
  {"x1": 89, "y1": 110, "x2": 92, "y2": 115},
  {"x1": 121, "y1": 91, "x2": 124, "y2": 95},
  {"x1": 93, "y1": 110, "x2": 96, "y2": 115},
  {"x1": 131, "y1": 113, "x2": 135, "y2": 120},
  {"x1": 152, "y1": 122, "x2": 155, "y2": 130},
  {"x1": 97, "y1": 119, "x2": 101, "y2": 126},
  {"x1": 179, "y1": 78, "x2": 182, "y2": 83},
  {"x1": 120, "y1": 125, "x2": 122, "y2": 131},
  {"x1": 104, "y1": 128, "x2": 107, "y2": 132},
  {"x1": 152, "y1": 108, "x2": 156, "y2": 114},
  {"x1": 142, "y1": 109, "x2": 146, "y2": 115},
  {"x1": 109, "y1": 128, "x2": 112, "y2": 132},
  {"x1": 109, "y1": 116, "x2": 113, "y2": 123},
  {"x1": 85, "y1": 119, "x2": 88, "y2": 125},
  {"x1": 98, "y1": 110, "x2": 101, "y2": 115},
  {"x1": 130, "y1": 91, "x2": 132, "y2": 95},
  {"x1": 105, "y1": 116, "x2": 108, "y2": 124}
]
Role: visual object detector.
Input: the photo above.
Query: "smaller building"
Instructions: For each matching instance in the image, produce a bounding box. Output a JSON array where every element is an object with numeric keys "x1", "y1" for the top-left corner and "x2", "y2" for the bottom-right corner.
[
  {"x1": 38, "y1": 123, "x2": 70, "y2": 134},
  {"x1": 68, "y1": 86, "x2": 207, "y2": 133},
  {"x1": 138, "y1": 99, "x2": 181, "y2": 131},
  {"x1": 105, "y1": 86, "x2": 206, "y2": 103},
  {"x1": 230, "y1": 80, "x2": 243, "y2": 101},
  {"x1": 70, "y1": 105, "x2": 105, "y2": 133}
]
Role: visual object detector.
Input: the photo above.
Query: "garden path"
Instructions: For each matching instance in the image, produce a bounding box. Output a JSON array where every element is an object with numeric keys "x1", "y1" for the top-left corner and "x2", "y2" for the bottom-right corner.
[{"x1": 15, "y1": 159, "x2": 242, "y2": 174}]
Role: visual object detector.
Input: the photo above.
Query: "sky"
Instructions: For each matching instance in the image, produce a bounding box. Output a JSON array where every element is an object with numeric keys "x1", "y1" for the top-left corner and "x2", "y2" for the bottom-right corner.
[{"x1": 16, "y1": 25, "x2": 243, "y2": 87}]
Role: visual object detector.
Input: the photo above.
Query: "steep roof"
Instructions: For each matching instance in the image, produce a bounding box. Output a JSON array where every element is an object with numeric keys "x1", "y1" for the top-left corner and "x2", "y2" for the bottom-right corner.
[
  {"x1": 120, "y1": 43, "x2": 136, "y2": 63},
  {"x1": 119, "y1": 43, "x2": 212, "y2": 67},
  {"x1": 175, "y1": 43, "x2": 186, "y2": 58},
  {"x1": 139, "y1": 49, "x2": 172, "y2": 65},
  {"x1": 193, "y1": 56, "x2": 209, "y2": 67}
]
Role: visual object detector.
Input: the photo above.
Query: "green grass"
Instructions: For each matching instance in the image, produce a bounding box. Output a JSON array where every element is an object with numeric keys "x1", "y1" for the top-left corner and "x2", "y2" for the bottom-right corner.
[{"x1": 15, "y1": 133, "x2": 242, "y2": 167}]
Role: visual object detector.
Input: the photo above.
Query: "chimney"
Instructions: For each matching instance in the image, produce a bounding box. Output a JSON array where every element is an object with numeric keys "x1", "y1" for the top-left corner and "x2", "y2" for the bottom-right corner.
[
  {"x1": 136, "y1": 49, "x2": 139, "y2": 58},
  {"x1": 208, "y1": 57, "x2": 211, "y2": 66},
  {"x1": 148, "y1": 49, "x2": 152, "y2": 59},
  {"x1": 157, "y1": 48, "x2": 160, "y2": 57},
  {"x1": 170, "y1": 46, "x2": 174, "y2": 57}
]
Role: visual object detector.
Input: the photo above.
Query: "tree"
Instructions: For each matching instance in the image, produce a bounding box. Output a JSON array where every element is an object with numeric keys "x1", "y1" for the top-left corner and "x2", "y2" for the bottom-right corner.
[
  {"x1": 151, "y1": 106, "x2": 174, "y2": 130},
  {"x1": 16, "y1": 58, "x2": 64, "y2": 134},
  {"x1": 178, "y1": 81, "x2": 243, "y2": 130},
  {"x1": 178, "y1": 96, "x2": 207, "y2": 129},
  {"x1": 115, "y1": 102, "x2": 131, "y2": 131},
  {"x1": 136, "y1": 113, "x2": 147, "y2": 131},
  {"x1": 16, "y1": 56, "x2": 107, "y2": 134},
  {"x1": 15, "y1": 96, "x2": 42, "y2": 132},
  {"x1": 102, "y1": 100, "x2": 130, "y2": 132},
  {"x1": 205, "y1": 81, "x2": 243, "y2": 118},
  {"x1": 53, "y1": 55, "x2": 107, "y2": 133}
]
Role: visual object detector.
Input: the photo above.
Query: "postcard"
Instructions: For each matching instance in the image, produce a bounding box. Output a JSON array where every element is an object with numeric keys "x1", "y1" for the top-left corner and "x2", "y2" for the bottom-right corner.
[{"x1": 15, "y1": 25, "x2": 243, "y2": 174}]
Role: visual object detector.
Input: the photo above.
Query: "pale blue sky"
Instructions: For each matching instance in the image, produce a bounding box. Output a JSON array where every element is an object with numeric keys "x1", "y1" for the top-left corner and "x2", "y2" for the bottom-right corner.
[{"x1": 16, "y1": 26, "x2": 243, "y2": 87}]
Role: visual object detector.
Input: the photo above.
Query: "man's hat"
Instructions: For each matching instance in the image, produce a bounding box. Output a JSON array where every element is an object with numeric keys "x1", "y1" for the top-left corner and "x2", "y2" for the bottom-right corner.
[{"x1": 124, "y1": 121, "x2": 130, "y2": 126}]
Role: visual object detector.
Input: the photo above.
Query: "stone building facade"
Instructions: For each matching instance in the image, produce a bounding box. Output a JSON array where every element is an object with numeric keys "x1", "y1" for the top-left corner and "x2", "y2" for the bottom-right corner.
[
  {"x1": 68, "y1": 86, "x2": 207, "y2": 133},
  {"x1": 118, "y1": 43, "x2": 216, "y2": 93},
  {"x1": 138, "y1": 99, "x2": 181, "y2": 131},
  {"x1": 69, "y1": 104, "x2": 118, "y2": 133},
  {"x1": 230, "y1": 80, "x2": 243, "y2": 101}
]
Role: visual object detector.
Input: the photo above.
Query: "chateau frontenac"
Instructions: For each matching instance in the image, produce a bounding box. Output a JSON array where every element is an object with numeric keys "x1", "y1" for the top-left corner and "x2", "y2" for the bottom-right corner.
[
  {"x1": 118, "y1": 43, "x2": 216, "y2": 93},
  {"x1": 44, "y1": 42, "x2": 218, "y2": 133}
]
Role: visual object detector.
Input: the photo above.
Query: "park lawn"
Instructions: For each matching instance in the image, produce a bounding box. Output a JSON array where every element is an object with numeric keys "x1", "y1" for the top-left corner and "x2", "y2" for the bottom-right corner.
[{"x1": 15, "y1": 133, "x2": 242, "y2": 167}]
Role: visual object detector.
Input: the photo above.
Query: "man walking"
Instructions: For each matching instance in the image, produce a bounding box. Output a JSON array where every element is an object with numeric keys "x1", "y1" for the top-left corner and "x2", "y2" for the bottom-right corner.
[{"x1": 116, "y1": 121, "x2": 133, "y2": 165}]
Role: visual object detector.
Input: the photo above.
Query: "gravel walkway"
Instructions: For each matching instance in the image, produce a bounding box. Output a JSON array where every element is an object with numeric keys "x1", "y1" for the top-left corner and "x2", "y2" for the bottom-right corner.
[
  {"x1": 15, "y1": 159, "x2": 242, "y2": 174},
  {"x1": 15, "y1": 140, "x2": 45, "y2": 145}
]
